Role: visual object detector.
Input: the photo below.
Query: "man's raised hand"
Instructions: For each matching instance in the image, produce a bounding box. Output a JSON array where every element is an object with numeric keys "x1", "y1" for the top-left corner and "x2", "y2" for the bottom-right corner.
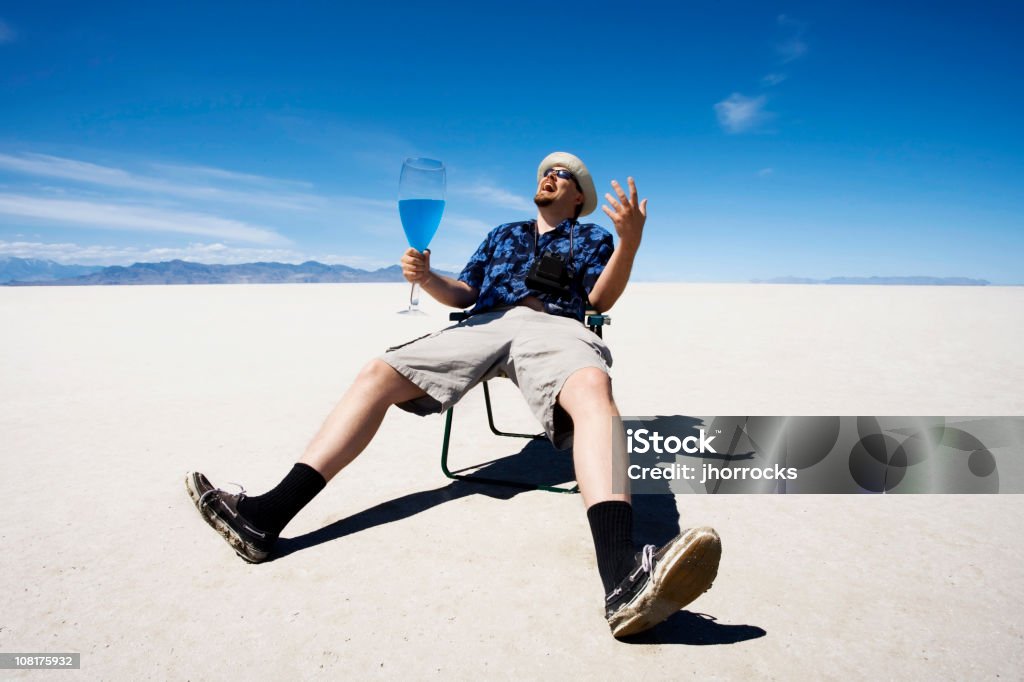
[
  {"x1": 601, "y1": 177, "x2": 647, "y2": 250},
  {"x1": 401, "y1": 247, "x2": 432, "y2": 284}
]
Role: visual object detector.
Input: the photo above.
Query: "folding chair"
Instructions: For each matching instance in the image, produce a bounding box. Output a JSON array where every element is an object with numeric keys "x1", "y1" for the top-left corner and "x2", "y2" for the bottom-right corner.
[{"x1": 439, "y1": 310, "x2": 610, "y2": 494}]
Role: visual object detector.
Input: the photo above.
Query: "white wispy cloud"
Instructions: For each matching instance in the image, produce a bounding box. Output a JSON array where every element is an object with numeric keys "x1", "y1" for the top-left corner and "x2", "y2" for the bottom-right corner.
[
  {"x1": 717, "y1": 16, "x2": 806, "y2": 135},
  {"x1": 314, "y1": 195, "x2": 494, "y2": 240},
  {"x1": 775, "y1": 15, "x2": 808, "y2": 63},
  {"x1": 0, "y1": 147, "x2": 509, "y2": 267},
  {"x1": 777, "y1": 38, "x2": 807, "y2": 63},
  {"x1": 0, "y1": 239, "x2": 407, "y2": 270},
  {"x1": 318, "y1": 195, "x2": 402, "y2": 239},
  {"x1": 150, "y1": 162, "x2": 315, "y2": 190},
  {"x1": 339, "y1": 195, "x2": 394, "y2": 211},
  {"x1": 315, "y1": 253, "x2": 394, "y2": 270},
  {"x1": 0, "y1": 153, "x2": 323, "y2": 211},
  {"x1": 451, "y1": 181, "x2": 534, "y2": 212},
  {"x1": 757, "y1": 168, "x2": 774, "y2": 177},
  {"x1": 714, "y1": 93, "x2": 770, "y2": 134},
  {"x1": 0, "y1": 20, "x2": 14, "y2": 44},
  {"x1": 442, "y1": 213, "x2": 495, "y2": 236},
  {"x1": 0, "y1": 194, "x2": 288, "y2": 245},
  {"x1": 0, "y1": 240, "x2": 307, "y2": 265},
  {"x1": 268, "y1": 113, "x2": 424, "y2": 176}
]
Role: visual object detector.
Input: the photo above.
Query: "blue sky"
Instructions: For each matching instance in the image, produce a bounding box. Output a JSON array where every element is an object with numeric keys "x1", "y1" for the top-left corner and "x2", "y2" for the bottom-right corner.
[{"x1": 0, "y1": 1, "x2": 1021, "y2": 283}]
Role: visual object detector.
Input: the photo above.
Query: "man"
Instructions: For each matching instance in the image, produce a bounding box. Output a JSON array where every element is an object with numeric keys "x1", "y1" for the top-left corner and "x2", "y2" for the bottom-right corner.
[{"x1": 186, "y1": 151, "x2": 721, "y2": 638}]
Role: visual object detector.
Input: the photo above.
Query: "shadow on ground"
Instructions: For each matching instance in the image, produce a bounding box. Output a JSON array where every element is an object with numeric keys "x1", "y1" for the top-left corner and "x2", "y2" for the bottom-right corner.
[
  {"x1": 274, "y1": 433, "x2": 765, "y2": 646},
  {"x1": 276, "y1": 437, "x2": 688, "y2": 556},
  {"x1": 275, "y1": 438, "x2": 578, "y2": 557},
  {"x1": 619, "y1": 612, "x2": 766, "y2": 645}
]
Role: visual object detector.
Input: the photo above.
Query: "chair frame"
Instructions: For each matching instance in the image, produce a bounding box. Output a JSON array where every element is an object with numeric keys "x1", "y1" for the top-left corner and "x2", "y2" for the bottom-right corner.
[{"x1": 439, "y1": 311, "x2": 609, "y2": 494}]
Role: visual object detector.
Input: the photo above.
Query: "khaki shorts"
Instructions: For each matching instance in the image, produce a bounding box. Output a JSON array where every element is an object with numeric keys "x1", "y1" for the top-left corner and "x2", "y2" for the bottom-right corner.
[{"x1": 380, "y1": 306, "x2": 613, "y2": 450}]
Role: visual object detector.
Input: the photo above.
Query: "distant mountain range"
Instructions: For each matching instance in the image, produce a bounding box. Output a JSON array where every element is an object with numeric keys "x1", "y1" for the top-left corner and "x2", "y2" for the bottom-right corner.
[
  {"x1": 0, "y1": 257, "x2": 106, "y2": 283},
  {"x1": 1, "y1": 257, "x2": 419, "y2": 285},
  {"x1": 750, "y1": 276, "x2": 990, "y2": 286},
  {"x1": 0, "y1": 256, "x2": 994, "y2": 286}
]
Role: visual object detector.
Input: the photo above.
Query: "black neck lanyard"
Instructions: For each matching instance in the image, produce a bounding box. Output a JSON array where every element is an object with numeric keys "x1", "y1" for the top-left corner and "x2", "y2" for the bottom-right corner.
[{"x1": 533, "y1": 220, "x2": 576, "y2": 261}]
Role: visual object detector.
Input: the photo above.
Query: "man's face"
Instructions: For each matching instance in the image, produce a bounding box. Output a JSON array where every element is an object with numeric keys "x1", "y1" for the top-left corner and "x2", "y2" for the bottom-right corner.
[{"x1": 534, "y1": 166, "x2": 584, "y2": 212}]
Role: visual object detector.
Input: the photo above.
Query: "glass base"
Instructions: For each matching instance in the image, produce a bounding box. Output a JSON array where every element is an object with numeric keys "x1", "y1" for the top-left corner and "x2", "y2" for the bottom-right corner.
[{"x1": 398, "y1": 282, "x2": 426, "y2": 315}]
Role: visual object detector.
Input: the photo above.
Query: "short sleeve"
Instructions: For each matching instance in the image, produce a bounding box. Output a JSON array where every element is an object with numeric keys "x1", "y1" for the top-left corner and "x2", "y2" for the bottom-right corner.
[
  {"x1": 458, "y1": 231, "x2": 492, "y2": 291},
  {"x1": 582, "y1": 230, "x2": 615, "y2": 295}
]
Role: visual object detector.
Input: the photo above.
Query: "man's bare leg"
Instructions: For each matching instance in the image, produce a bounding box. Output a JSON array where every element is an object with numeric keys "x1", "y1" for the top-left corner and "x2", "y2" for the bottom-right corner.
[
  {"x1": 556, "y1": 366, "x2": 628, "y2": 509},
  {"x1": 558, "y1": 366, "x2": 721, "y2": 638},
  {"x1": 186, "y1": 359, "x2": 425, "y2": 559},
  {"x1": 557, "y1": 366, "x2": 634, "y2": 598},
  {"x1": 300, "y1": 359, "x2": 426, "y2": 480}
]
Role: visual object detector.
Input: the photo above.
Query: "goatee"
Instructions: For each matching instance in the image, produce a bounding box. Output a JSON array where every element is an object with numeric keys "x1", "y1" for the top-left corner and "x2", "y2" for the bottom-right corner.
[{"x1": 534, "y1": 193, "x2": 555, "y2": 207}]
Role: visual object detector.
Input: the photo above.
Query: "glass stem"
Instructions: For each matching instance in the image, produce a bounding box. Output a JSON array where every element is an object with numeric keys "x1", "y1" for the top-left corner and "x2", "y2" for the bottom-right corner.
[{"x1": 409, "y1": 282, "x2": 420, "y2": 310}]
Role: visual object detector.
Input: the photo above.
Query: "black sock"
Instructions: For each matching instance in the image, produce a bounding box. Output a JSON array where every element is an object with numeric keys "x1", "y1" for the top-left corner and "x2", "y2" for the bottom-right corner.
[
  {"x1": 237, "y1": 463, "x2": 326, "y2": 536},
  {"x1": 587, "y1": 501, "x2": 636, "y2": 594}
]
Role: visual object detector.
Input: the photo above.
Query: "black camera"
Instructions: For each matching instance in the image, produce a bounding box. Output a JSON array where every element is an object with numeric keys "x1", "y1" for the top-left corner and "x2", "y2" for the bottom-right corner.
[{"x1": 525, "y1": 250, "x2": 572, "y2": 297}]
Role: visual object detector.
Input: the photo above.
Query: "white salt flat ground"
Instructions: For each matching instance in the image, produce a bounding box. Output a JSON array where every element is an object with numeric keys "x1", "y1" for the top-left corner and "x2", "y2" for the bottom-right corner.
[{"x1": 1, "y1": 282, "x2": 1022, "y2": 679}]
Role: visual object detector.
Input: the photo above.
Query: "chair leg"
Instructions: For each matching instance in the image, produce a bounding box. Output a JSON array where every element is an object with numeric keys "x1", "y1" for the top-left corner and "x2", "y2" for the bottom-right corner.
[
  {"x1": 439, "y1": 384, "x2": 578, "y2": 494},
  {"x1": 483, "y1": 382, "x2": 544, "y2": 438}
]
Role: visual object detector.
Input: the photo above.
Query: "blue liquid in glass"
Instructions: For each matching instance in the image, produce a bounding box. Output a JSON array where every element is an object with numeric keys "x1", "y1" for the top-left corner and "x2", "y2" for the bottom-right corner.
[{"x1": 399, "y1": 199, "x2": 445, "y2": 252}]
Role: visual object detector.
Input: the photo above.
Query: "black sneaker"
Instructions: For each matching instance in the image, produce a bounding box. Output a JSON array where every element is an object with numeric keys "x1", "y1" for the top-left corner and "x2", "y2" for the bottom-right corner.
[
  {"x1": 185, "y1": 472, "x2": 276, "y2": 563},
  {"x1": 605, "y1": 527, "x2": 722, "y2": 638}
]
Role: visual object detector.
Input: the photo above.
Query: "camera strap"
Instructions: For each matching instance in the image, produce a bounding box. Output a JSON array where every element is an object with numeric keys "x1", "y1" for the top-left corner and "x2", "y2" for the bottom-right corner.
[{"x1": 532, "y1": 219, "x2": 576, "y2": 273}]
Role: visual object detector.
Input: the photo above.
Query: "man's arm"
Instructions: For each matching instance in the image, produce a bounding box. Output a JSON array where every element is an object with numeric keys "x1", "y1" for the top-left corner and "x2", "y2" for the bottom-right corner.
[
  {"x1": 422, "y1": 271, "x2": 478, "y2": 309},
  {"x1": 401, "y1": 248, "x2": 479, "y2": 309},
  {"x1": 587, "y1": 241, "x2": 638, "y2": 313},
  {"x1": 587, "y1": 177, "x2": 647, "y2": 312}
]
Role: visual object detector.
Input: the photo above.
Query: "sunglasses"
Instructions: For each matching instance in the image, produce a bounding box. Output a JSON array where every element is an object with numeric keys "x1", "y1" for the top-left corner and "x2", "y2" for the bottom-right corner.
[
  {"x1": 543, "y1": 167, "x2": 583, "y2": 194},
  {"x1": 543, "y1": 167, "x2": 577, "y2": 183}
]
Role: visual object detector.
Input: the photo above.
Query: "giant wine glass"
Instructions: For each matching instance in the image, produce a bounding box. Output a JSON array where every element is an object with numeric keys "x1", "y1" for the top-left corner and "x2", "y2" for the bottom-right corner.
[{"x1": 398, "y1": 157, "x2": 446, "y2": 314}]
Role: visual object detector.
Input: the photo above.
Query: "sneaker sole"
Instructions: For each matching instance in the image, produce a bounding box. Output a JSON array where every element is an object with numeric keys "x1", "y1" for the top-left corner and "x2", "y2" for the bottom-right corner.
[
  {"x1": 610, "y1": 527, "x2": 722, "y2": 638},
  {"x1": 184, "y1": 473, "x2": 270, "y2": 564}
]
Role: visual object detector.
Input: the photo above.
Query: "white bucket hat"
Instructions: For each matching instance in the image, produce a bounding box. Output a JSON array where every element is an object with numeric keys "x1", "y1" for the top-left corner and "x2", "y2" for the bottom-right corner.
[{"x1": 536, "y1": 151, "x2": 597, "y2": 217}]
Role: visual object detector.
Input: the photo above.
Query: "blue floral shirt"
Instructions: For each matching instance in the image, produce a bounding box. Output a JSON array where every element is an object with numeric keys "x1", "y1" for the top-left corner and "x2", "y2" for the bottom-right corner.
[{"x1": 458, "y1": 218, "x2": 615, "y2": 322}]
